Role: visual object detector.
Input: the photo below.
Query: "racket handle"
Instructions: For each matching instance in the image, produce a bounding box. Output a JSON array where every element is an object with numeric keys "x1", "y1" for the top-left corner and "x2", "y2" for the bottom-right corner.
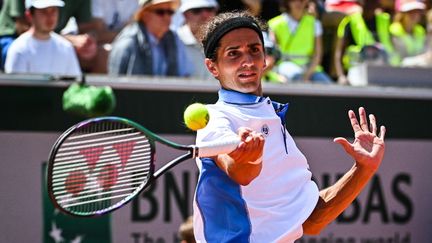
[{"x1": 195, "y1": 137, "x2": 241, "y2": 158}]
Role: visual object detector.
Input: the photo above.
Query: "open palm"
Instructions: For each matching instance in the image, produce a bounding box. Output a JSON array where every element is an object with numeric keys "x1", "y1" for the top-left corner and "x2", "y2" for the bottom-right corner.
[{"x1": 334, "y1": 107, "x2": 386, "y2": 172}]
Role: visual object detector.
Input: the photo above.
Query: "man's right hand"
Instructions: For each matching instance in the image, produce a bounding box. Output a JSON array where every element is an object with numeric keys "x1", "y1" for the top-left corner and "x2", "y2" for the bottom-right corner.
[
  {"x1": 215, "y1": 127, "x2": 265, "y2": 185},
  {"x1": 230, "y1": 127, "x2": 264, "y2": 165}
]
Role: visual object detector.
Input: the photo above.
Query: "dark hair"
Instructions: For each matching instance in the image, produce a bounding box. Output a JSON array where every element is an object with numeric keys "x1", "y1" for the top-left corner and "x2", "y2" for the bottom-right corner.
[
  {"x1": 199, "y1": 11, "x2": 266, "y2": 61},
  {"x1": 280, "y1": 0, "x2": 310, "y2": 13}
]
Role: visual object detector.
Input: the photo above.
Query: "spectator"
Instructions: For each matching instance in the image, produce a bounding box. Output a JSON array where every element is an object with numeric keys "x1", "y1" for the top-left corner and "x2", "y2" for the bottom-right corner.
[
  {"x1": 108, "y1": 0, "x2": 192, "y2": 77},
  {"x1": 268, "y1": 0, "x2": 333, "y2": 83},
  {"x1": 177, "y1": 0, "x2": 218, "y2": 81},
  {"x1": 398, "y1": 4, "x2": 432, "y2": 67},
  {"x1": 334, "y1": 0, "x2": 392, "y2": 85},
  {"x1": 261, "y1": 30, "x2": 287, "y2": 83},
  {"x1": 390, "y1": 0, "x2": 427, "y2": 65},
  {"x1": 4, "y1": 0, "x2": 81, "y2": 76},
  {"x1": 0, "y1": 0, "x2": 29, "y2": 71},
  {"x1": 178, "y1": 216, "x2": 195, "y2": 243},
  {"x1": 55, "y1": 0, "x2": 100, "y2": 73},
  {"x1": 89, "y1": 0, "x2": 139, "y2": 73},
  {"x1": 91, "y1": 0, "x2": 138, "y2": 34}
]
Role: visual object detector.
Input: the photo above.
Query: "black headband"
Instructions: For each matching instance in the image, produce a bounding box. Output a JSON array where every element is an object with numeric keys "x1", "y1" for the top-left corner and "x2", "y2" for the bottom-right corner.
[{"x1": 204, "y1": 17, "x2": 264, "y2": 59}]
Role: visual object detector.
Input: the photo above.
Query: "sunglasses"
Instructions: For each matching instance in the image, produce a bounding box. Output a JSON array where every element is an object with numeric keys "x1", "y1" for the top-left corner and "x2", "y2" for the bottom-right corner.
[
  {"x1": 190, "y1": 7, "x2": 216, "y2": 15},
  {"x1": 152, "y1": 8, "x2": 175, "y2": 17}
]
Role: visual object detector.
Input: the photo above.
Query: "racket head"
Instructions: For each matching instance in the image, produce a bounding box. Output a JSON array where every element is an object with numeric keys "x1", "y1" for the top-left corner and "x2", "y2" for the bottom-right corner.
[{"x1": 47, "y1": 117, "x2": 156, "y2": 217}]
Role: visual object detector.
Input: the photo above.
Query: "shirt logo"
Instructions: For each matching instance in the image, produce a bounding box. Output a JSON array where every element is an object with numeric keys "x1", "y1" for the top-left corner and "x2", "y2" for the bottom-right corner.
[{"x1": 261, "y1": 124, "x2": 270, "y2": 137}]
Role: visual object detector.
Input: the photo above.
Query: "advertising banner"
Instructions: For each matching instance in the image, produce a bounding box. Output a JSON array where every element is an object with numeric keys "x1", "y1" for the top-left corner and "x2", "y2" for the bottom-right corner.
[{"x1": 0, "y1": 132, "x2": 431, "y2": 242}]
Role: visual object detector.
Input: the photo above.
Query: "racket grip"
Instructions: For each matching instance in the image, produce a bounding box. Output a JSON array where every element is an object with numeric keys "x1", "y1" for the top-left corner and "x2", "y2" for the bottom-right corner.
[{"x1": 195, "y1": 137, "x2": 241, "y2": 158}]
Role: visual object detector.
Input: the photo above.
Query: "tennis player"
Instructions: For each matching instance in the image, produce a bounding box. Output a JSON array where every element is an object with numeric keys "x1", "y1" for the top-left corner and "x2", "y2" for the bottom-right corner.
[{"x1": 193, "y1": 11, "x2": 386, "y2": 242}]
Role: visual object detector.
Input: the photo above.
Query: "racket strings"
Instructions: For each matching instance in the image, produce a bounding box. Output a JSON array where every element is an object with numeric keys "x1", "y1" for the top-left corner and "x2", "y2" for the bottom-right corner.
[
  {"x1": 51, "y1": 120, "x2": 153, "y2": 215},
  {"x1": 51, "y1": 146, "x2": 151, "y2": 177}
]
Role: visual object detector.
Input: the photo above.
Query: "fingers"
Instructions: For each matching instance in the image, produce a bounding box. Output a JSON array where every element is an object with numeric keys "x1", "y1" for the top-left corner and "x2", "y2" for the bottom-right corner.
[
  {"x1": 244, "y1": 131, "x2": 265, "y2": 149},
  {"x1": 333, "y1": 137, "x2": 354, "y2": 154},
  {"x1": 379, "y1": 125, "x2": 386, "y2": 141},
  {"x1": 369, "y1": 114, "x2": 377, "y2": 135},
  {"x1": 238, "y1": 127, "x2": 254, "y2": 141},
  {"x1": 348, "y1": 109, "x2": 361, "y2": 133},
  {"x1": 358, "y1": 107, "x2": 369, "y2": 132},
  {"x1": 236, "y1": 127, "x2": 265, "y2": 161},
  {"x1": 349, "y1": 107, "x2": 380, "y2": 135}
]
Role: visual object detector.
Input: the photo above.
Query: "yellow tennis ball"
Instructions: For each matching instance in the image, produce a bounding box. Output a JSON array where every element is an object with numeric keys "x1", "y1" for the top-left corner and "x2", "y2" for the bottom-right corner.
[{"x1": 183, "y1": 103, "x2": 209, "y2": 131}]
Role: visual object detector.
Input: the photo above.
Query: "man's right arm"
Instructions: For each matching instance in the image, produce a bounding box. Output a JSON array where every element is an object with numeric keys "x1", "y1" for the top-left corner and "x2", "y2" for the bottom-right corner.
[{"x1": 214, "y1": 127, "x2": 264, "y2": 186}]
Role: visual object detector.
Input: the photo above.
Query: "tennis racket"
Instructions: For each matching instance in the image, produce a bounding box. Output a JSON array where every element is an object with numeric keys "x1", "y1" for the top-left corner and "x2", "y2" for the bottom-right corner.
[{"x1": 47, "y1": 116, "x2": 239, "y2": 217}]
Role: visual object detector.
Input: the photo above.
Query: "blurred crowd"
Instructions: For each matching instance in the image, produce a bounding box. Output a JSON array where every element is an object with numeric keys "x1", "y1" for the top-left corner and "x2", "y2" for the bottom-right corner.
[{"x1": 1, "y1": 0, "x2": 432, "y2": 85}]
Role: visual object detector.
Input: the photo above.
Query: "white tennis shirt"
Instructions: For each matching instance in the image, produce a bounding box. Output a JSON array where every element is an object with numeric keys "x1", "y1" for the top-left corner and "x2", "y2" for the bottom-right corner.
[
  {"x1": 5, "y1": 31, "x2": 81, "y2": 76},
  {"x1": 193, "y1": 89, "x2": 319, "y2": 243}
]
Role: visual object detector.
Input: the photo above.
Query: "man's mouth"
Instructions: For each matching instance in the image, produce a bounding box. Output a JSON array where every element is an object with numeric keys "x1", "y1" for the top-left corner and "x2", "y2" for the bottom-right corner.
[{"x1": 238, "y1": 71, "x2": 256, "y2": 78}]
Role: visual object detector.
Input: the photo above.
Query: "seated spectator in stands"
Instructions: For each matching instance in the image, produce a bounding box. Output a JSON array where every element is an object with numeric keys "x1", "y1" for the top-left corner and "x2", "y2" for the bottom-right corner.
[
  {"x1": 401, "y1": 4, "x2": 432, "y2": 67},
  {"x1": 4, "y1": 0, "x2": 81, "y2": 76},
  {"x1": 178, "y1": 216, "x2": 195, "y2": 243},
  {"x1": 334, "y1": 0, "x2": 392, "y2": 85},
  {"x1": 0, "y1": 0, "x2": 29, "y2": 71},
  {"x1": 92, "y1": 0, "x2": 138, "y2": 35},
  {"x1": 268, "y1": 0, "x2": 333, "y2": 83},
  {"x1": 89, "y1": 0, "x2": 139, "y2": 73},
  {"x1": 389, "y1": 0, "x2": 427, "y2": 66},
  {"x1": 177, "y1": 0, "x2": 218, "y2": 81},
  {"x1": 108, "y1": 0, "x2": 192, "y2": 77},
  {"x1": 261, "y1": 30, "x2": 287, "y2": 83},
  {"x1": 55, "y1": 0, "x2": 100, "y2": 73}
]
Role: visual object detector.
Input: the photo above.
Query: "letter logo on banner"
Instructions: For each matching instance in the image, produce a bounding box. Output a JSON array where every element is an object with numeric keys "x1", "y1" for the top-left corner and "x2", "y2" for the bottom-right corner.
[
  {"x1": 41, "y1": 163, "x2": 112, "y2": 243},
  {"x1": 132, "y1": 171, "x2": 199, "y2": 222}
]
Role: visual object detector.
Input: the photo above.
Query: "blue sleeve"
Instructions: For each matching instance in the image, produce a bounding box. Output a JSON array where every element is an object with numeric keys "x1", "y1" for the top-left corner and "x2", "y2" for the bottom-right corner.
[{"x1": 196, "y1": 157, "x2": 252, "y2": 242}]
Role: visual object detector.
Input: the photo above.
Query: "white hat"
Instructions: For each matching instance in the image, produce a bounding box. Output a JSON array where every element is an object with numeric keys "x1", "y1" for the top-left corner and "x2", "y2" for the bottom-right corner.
[
  {"x1": 397, "y1": 0, "x2": 425, "y2": 12},
  {"x1": 179, "y1": 0, "x2": 219, "y2": 13},
  {"x1": 26, "y1": 0, "x2": 65, "y2": 9},
  {"x1": 139, "y1": 0, "x2": 180, "y2": 10}
]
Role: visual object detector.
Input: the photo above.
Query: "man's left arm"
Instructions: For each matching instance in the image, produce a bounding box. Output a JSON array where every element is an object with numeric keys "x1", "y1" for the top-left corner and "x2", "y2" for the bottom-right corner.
[{"x1": 303, "y1": 107, "x2": 386, "y2": 234}]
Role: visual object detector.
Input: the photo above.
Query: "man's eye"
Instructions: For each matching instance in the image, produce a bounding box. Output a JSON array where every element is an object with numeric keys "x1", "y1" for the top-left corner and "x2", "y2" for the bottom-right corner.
[
  {"x1": 251, "y1": 47, "x2": 260, "y2": 53},
  {"x1": 227, "y1": 51, "x2": 238, "y2": 57}
]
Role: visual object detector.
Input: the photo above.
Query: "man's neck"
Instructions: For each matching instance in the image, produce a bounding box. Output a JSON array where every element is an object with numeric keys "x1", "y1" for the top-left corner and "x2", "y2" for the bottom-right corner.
[
  {"x1": 30, "y1": 27, "x2": 52, "y2": 40},
  {"x1": 187, "y1": 23, "x2": 200, "y2": 40},
  {"x1": 146, "y1": 25, "x2": 167, "y2": 40},
  {"x1": 290, "y1": 10, "x2": 304, "y2": 21}
]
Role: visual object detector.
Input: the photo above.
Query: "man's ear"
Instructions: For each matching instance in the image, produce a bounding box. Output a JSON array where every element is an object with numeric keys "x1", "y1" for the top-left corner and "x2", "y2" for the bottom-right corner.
[
  {"x1": 205, "y1": 58, "x2": 219, "y2": 78},
  {"x1": 25, "y1": 10, "x2": 32, "y2": 23}
]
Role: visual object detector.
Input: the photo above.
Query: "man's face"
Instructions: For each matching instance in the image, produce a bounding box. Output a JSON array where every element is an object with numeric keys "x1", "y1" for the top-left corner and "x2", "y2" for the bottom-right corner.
[
  {"x1": 184, "y1": 7, "x2": 217, "y2": 33},
  {"x1": 405, "y1": 9, "x2": 423, "y2": 24},
  {"x1": 206, "y1": 28, "x2": 266, "y2": 96},
  {"x1": 32, "y1": 7, "x2": 59, "y2": 34},
  {"x1": 143, "y1": 3, "x2": 175, "y2": 36},
  {"x1": 287, "y1": 0, "x2": 308, "y2": 12}
]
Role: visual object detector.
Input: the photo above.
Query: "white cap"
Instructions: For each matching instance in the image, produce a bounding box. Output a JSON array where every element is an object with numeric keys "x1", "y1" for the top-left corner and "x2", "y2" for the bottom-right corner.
[
  {"x1": 139, "y1": 0, "x2": 180, "y2": 10},
  {"x1": 397, "y1": 0, "x2": 425, "y2": 12},
  {"x1": 26, "y1": 0, "x2": 65, "y2": 9},
  {"x1": 179, "y1": 0, "x2": 219, "y2": 13}
]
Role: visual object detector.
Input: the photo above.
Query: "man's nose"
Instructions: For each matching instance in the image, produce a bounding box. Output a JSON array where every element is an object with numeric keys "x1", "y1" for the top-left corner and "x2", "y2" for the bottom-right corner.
[{"x1": 242, "y1": 54, "x2": 254, "y2": 67}]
